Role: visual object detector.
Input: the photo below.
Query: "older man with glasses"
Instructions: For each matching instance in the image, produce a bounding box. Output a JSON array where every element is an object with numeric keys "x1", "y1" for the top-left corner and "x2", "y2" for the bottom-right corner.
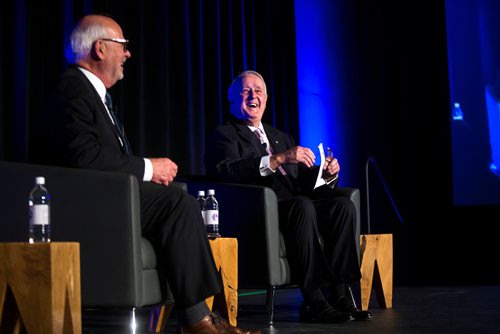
[{"x1": 34, "y1": 14, "x2": 261, "y2": 334}]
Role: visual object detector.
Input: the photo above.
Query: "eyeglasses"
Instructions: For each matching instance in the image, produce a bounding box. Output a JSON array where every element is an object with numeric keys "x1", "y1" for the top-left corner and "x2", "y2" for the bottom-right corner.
[
  {"x1": 240, "y1": 88, "x2": 266, "y2": 96},
  {"x1": 100, "y1": 38, "x2": 129, "y2": 52}
]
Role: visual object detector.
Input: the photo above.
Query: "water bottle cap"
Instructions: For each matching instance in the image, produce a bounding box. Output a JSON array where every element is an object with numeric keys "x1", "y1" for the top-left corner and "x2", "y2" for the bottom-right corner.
[
  {"x1": 207, "y1": 189, "x2": 215, "y2": 195},
  {"x1": 198, "y1": 190, "x2": 205, "y2": 196},
  {"x1": 454, "y1": 102, "x2": 460, "y2": 108},
  {"x1": 35, "y1": 176, "x2": 45, "y2": 185}
]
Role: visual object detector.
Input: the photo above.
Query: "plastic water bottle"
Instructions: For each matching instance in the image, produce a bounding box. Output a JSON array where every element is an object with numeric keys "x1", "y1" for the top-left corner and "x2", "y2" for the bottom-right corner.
[
  {"x1": 196, "y1": 190, "x2": 206, "y2": 219},
  {"x1": 203, "y1": 189, "x2": 219, "y2": 238},
  {"x1": 452, "y1": 102, "x2": 463, "y2": 121},
  {"x1": 28, "y1": 176, "x2": 51, "y2": 243}
]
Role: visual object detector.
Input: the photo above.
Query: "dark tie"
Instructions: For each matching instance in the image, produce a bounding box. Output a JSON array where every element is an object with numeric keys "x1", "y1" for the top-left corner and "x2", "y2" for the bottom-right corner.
[
  {"x1": 105, "y1": 92, "x2": 130, "y2": 155},
  {"x1": 254, "y1": 129, "x2": 294, "y2": 189}
]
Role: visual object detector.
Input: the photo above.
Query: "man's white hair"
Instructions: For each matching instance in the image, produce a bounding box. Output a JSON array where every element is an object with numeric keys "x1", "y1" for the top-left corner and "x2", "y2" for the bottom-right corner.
[
  {"x1": 228, "y1": 70, "x2": 267, "y2": 101},
  {"x1": 65, "y1": 21, "x2": 109, "y2": 64}
]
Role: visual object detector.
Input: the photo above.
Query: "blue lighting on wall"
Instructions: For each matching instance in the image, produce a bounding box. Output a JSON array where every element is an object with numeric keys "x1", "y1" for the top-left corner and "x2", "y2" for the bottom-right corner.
[{"x1": 294, "y1": 0, "x2": 348, "y2": 171}]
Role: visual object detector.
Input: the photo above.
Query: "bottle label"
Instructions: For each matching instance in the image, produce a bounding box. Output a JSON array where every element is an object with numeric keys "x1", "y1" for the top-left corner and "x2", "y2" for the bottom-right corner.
[
  {"x1": 204, "y1": 209, "x2": 219, "y2": 225},
  {"x1": 30, "y1": 204, "x2": 50, "y2": 225}
]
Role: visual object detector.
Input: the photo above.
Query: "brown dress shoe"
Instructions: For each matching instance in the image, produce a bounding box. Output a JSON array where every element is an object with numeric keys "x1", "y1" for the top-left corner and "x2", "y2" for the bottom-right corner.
[{"x1": 180, "y1": 312, "x2": 262, "y2": 334}]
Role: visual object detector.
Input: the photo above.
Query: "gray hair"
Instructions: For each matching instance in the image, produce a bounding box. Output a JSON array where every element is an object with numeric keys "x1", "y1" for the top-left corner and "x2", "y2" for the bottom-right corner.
[
  {"x1": 65, "y1": 21, "x2": 109, "y2": 64},
  {"x1": 227, "y1": 70, "x2": 267, "y2": 101}
]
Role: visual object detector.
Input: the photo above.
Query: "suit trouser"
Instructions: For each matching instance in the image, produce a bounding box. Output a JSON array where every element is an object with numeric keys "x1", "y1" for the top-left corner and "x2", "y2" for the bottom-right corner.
[
  {"x1": 279, "y1": 195, "x2": 361, "y2": 292},
  {"x1": 140, "y1": 182, "x2": 222, "y2": 309}
]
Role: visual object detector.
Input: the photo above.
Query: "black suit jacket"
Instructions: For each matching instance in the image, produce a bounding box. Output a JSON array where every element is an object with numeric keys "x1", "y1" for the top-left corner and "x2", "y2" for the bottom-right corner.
[
  {"x1": 31, "y1": 66, "x2": 144, "y2": 181},
  {"x1": 205, "y1": 120, "x2": 336, "y2": 200},
  {"x1": 31, "y1": 67, "x2": 224, "y2": 307}
]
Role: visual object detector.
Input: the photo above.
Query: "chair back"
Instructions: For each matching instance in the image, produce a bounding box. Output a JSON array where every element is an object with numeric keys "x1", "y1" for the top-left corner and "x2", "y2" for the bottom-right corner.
[{"x1": 0, "y1": 161, "x2": 163, "y2": 308}]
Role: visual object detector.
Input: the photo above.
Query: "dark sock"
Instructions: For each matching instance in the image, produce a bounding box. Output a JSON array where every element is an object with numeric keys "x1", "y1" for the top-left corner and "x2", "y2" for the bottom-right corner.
[
  {"x1": 330, "y1": 283, "x2": 346, "y2": 302},
  {"x1": 301, "y1": 287, "x2": 327, "y2": 306},
  {"x1": 176, "y1": 301, "x2": 211, "y2": 327}
]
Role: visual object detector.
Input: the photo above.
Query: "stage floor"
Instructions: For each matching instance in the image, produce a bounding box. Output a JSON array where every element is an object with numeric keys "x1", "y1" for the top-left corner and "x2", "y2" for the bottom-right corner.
[{"x1": 82, "y1": 285, "x2": 500, "y2": 334}]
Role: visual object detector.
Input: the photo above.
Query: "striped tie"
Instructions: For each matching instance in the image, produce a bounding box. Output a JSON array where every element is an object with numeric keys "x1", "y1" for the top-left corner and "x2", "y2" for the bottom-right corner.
[
  {"x1": 254, "y1": 129, "x2": 291, "y2": 178},
  {"x1": 105, "y1": 92, "x2": 130, "y2": 155}
]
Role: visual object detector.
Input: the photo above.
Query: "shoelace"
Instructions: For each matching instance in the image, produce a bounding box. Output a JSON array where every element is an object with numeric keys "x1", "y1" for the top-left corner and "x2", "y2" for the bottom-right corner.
[{"x1": 209, "y1": 312, "x2": 230, "y2": 328}]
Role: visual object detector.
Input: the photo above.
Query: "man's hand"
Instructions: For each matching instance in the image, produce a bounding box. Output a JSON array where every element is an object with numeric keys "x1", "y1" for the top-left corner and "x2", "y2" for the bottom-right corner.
[
  {"x1": 150, "y1": 158, "x2": 178, "y2": 186},
  {"x1": 270, "y1": 146, "x2": 316, "y2": 169},
  {"x1": 323, "y1": 148, "x2": 340, "y2": 181}
]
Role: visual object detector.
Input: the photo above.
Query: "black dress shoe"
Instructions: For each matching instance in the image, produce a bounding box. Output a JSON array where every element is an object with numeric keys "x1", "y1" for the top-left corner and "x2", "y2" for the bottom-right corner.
[
  {"x1": 299, "y1": 301, "x2": 353, "y2": 324},
  {"x1": 331, "y1": 296, "x2": 373, "y2": 321}
]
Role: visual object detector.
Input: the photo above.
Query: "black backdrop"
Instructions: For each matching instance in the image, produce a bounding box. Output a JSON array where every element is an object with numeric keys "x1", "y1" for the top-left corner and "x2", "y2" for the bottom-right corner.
[
  {"x1": 1, "y1": 0, "x2": 498, "y2": 286},
  {"x1": 0, "y1": 0, "x2": 299, "y2": 171}
]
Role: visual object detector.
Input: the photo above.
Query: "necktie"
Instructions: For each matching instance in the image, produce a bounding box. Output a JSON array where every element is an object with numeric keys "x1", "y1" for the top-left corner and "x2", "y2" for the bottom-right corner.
[
  {"x1": 105, "y1": 92, "x2": 130, "y2": 155},
  {"x1": 254, "y1": 128, "x2": 292, "y2": 181}
]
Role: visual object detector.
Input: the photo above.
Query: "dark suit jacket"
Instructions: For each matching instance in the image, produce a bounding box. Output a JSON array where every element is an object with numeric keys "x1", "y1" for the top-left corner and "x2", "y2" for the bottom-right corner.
[
  {"x1": 31, "y1": 67, "x2": 223, "y2": 307},
  {"x1": 31, "y1": 66, "x2": 144, "y2": 181},
  {"x1": 205, "y1": 120, "x2": 337, "y2": 200}
]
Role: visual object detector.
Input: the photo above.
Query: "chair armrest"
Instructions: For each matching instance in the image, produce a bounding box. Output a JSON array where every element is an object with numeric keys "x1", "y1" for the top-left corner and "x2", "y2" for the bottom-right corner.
[
  {"x1": 171, "y1": 181, "x2": 187, "y2": 191},
  {"x1": 325, "y1": 187, "x2": 361, "y2": 264},
  {"x1": 181, "y1": 178, "x2": 284, "y2": 287},
  {"x1": 180, "y1": 177, "x2": 362, "y2": 285}
]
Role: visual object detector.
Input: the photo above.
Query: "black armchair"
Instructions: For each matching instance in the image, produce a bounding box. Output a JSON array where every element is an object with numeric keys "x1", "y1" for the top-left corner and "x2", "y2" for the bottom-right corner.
[
  {"x1": 0, "y1": 161, "x2": 174, "y2": 326},
  {"x1": 182, "y1": 177, "x2": 361, "y2": 325}
]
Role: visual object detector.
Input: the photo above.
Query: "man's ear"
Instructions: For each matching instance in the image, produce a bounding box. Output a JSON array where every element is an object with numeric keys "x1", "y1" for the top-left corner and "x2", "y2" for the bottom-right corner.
[{"x1": 91, "y1": 40, "x2": 104, "y2": 60}]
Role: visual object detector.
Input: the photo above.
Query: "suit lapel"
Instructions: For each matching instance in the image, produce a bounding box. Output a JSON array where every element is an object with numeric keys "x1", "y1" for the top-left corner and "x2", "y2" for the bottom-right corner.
[
  {"x1": 233, "y1": 122, "x2": 267, "y2": 156},
  {"x1": 73, "y1": 67, "x2": 122, "y2": 141},
  {"x1": 87, "y1": 77, "x2": 129, "y2": 153},
  {"x1": 99, "y1": 97, "x2": 120, "y2": 137},
  {"x1": 264, "y1": 125, "x2": 286, "y2": 154}
]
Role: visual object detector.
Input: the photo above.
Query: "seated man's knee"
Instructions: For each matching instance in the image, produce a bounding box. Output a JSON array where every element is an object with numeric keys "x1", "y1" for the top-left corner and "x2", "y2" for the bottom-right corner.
[
  {"x1": 146, "y1": 183, "x2": 198, "y2": 212},
  {"x1": 290, "y1": 196, "x2": 316, "y2": 217},
  {"x1": 333, "y1": 197, "x2": 356, "y2": 222}
]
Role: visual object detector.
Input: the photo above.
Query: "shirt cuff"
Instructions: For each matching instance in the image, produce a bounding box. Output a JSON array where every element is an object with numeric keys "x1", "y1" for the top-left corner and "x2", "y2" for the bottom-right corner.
[
  {"x1": 324, "y1": 173, "x2": 339, "y2": 185},
  {"x1": 259, "y1": 155, "x2": 276, "y2": 176},
  {"x1": 143, "y1": 158, "x2": 153, "y2": 181}
]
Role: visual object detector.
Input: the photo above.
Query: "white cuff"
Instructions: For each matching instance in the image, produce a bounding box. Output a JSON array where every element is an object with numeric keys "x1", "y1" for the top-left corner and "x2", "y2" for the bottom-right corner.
[
  {"x1": 143, "y1": 158, "x2": 153, "y2": 181},
  {"x1": 259, "y1": 155, "x2": 275, "y2": 176}
]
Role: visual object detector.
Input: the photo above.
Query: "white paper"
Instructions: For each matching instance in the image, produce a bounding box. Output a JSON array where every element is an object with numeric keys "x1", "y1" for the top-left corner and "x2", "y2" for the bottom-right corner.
[{"x1": 314, "y1": 143, "x2": 327, "y2": 189}]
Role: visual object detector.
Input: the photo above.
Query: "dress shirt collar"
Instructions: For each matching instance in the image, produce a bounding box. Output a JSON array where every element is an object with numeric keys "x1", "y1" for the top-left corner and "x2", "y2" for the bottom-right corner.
[
  {"x1": 247, "y1": 123, "x2": 271, "y2": 147},
  {"x1": 77, "y1": 67, "x2": 107, "y2": 104},
  {"x1": 247, "y1": 123, "x2": 265, "y2": 135}
]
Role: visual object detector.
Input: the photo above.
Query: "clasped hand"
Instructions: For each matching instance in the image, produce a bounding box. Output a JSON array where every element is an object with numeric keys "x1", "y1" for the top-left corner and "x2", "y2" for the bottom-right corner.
[
  {"x1": 271, "y1": 145, "x2": 339, "y2": 180},
  {"x1": 322, "y1": 148, "x2": 340, "y2": 180},
  {"x1": 151, "y1": 157, "x2": 178, "y2": 186},
  {"x1": 271, "y1": 146, "x2": 315, "y2": 168}
]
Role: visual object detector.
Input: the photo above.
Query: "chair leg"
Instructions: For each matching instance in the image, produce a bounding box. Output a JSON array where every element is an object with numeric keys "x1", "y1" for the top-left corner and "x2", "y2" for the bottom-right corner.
[
  {"x1": 346, "y1": 284, "x2": 359, "y2": 309},
  {"x1": 130, "y1": 308, "x2": 137, "y2": 333},
  {"x1": 148, "y1": 303, "x2": 174, "y2": 333},
  {"x1": 266, "y1": 286, "x2": 277, "y2": 325}
]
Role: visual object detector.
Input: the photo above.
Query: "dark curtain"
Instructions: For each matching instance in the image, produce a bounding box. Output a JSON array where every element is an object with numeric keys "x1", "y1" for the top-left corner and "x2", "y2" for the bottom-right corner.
[
  {"x1": 3, "y1": 0, "x2": 500, "y2": 286},
  {"x1": 0, "y1": 0, "x2": 298, "y2": 176}
]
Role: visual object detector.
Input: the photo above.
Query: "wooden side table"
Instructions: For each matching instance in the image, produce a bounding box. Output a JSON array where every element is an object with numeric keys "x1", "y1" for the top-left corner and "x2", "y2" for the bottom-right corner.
[
  {"x1": 206, "y1": 237, "x2": 238, "y2": 326},
  {"x1": 0, "y1": 242, "x2": 81, "y2": 334},
  {"x1": 359, "y1": 234, "x2": 393, "y2": 311}
]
